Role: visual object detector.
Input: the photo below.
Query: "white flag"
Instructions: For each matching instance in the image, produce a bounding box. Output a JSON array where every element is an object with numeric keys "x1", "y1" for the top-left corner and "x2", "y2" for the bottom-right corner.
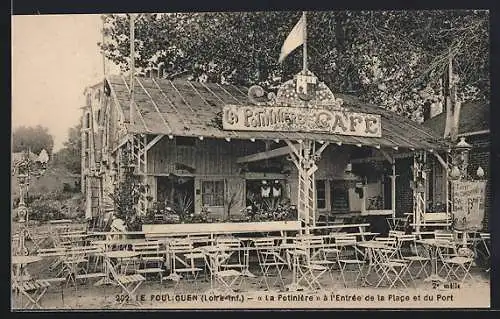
[{"x1": 278, "y1": 14, "x2": 306, "y2": 63}]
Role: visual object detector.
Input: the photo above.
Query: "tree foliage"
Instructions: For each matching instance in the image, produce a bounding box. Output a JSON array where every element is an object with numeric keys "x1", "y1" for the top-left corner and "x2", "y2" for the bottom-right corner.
[
  {"x1": 12, "y1": 125, "x2": 54, "y2": 155},
  {"x1": 99, "y1": 10, "x2": 489, "y2": 122},
  {"x1": 109, "y1": 147, "x2": 148, "y2": 230},
  {"x1": 52, "y1": 123, "x2": 82, "y2": 174}
]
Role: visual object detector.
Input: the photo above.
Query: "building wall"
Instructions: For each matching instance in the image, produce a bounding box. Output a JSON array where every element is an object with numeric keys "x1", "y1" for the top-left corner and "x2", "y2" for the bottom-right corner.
[{"x1": 147, "y1": 139, "x2": 360, "y2": 218}]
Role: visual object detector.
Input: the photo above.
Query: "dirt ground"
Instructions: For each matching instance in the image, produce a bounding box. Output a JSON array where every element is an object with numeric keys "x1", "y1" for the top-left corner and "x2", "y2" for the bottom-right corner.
[
  {"x1": 12, "y1": 264, "x2": 490, "y2": 310},
  {"x1": 11, "y1": 223, "x2": 491, "y2": 310}
]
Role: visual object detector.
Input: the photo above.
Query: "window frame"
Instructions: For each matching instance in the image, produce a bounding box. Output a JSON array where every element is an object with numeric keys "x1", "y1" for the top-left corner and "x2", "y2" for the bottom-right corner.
[
  {"x1": 330, "y1": 181, "x2": 350, "y2": 212},
  {"x1": 316, "y1": 179, "x2": 327, "y2": 210},
  {"x1": 201, "y1": 179, "x2": 225, "y2": 207}
]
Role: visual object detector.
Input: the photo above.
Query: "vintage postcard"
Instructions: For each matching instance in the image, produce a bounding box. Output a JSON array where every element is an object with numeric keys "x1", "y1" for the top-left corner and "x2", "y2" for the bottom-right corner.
[{"x1": 11, "y1": 10, "x2": 491, "y2": 310}]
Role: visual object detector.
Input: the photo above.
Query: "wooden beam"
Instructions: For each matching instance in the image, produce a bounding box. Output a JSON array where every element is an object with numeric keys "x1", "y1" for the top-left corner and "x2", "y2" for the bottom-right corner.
[
  {"x1": 144, "y1": 134, "x2": 164, "y2": 152},
  {"x1": 378, "y1": 148, "x2": 395, "y2": 164},
  {"x1": 112, "y1": 135, "x2": 130, "y2": 153},
  {"x1": 432, "y1": 152, "x2": 448, "y2": 170},
  {"x1": 350, "y1": 152, "x2": 414, "y2": 164},
  {"x1": 236, "y1": 144, "x2": 299, "y2": 164},
  {"x1": 314, "y1": 142, "x2": 330, "y2": 157}
]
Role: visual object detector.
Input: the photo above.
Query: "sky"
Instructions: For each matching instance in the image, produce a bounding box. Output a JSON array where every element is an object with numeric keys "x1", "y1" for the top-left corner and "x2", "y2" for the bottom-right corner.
[{"x1": 12, "y1": 14, "x2": 119, "y2": 152}]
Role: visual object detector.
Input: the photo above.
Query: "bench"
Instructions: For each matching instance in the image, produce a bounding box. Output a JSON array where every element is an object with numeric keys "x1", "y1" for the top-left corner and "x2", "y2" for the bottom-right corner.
[{"x1": 142, "y1": 220, "x2": 302, "y2": 242}]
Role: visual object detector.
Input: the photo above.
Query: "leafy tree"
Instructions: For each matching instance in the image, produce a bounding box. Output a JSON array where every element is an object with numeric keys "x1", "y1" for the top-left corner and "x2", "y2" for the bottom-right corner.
[
  {"x1": 12, "y1": 125, "x2": 54, "y2": 155},
  {"x1": 52, "y1": 123, "x2": 82, "y2": 174},
  {"x1": 99, "y1": 10, "x2": 488, "y2": 121}
]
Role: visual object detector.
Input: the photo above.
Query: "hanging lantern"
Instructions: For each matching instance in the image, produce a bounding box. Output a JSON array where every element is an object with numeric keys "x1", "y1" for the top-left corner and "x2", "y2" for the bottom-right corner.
[{"x1": 449, "y1": 166, "x2": 461, "y2": 180}]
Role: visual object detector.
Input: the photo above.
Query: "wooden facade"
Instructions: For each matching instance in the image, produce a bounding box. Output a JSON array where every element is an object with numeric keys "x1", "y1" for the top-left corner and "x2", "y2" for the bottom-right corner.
[{"x1": 80, "y1": 72, "x2": 452, "y2": 229}]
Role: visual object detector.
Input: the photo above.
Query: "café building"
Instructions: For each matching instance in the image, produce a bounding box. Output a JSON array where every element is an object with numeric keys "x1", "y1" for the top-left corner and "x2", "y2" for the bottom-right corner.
[{"x1": 80, "y1": 69, "x2": 452, "y2": 233}]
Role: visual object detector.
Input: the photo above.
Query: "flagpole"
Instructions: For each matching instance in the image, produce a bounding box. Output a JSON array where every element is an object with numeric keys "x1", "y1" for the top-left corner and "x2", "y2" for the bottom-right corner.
[{"x1": 302, "y1": 11, "x2": 307, "y2": 73}]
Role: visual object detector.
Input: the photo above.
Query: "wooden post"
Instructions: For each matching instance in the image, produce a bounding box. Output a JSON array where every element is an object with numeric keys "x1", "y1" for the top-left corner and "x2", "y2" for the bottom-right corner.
[{"x1": 390, "y1": 162, "x2": 396, "y2": 218}]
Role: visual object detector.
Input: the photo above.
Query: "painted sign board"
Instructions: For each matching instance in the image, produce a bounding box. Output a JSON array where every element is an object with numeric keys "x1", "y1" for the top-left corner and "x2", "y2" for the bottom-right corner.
[
  {"x1": 451, "y1": 180, "x2": 487, "y2": 231},
  {"x1": 222, "y1": 105, "x2": 382, "y2": 138}
]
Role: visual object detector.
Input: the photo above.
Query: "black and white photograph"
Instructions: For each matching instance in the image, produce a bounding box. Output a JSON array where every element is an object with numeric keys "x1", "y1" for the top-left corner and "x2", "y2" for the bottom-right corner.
[{"x1": 11, "y1": 9, "x2": 491, "y2": 310}]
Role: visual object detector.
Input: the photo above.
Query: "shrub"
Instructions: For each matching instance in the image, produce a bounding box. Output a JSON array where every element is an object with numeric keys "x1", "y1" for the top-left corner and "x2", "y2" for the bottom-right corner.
[{"x1": 29, "y1": 199, "x2": 65, "y2": 222}]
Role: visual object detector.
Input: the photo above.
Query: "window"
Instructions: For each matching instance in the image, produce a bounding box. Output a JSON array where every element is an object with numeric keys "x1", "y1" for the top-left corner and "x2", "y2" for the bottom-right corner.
[
  {"x1": 84, "y1": 132, "x2": 90, "y2": 149},
  {"x1": 85, "y1": 113, "x2": 90, "y2": 128},
  {"x1": 202, "y1": 180, "x2": 225, "y2": 206},
  {"x1": 331, "y1": 181, "x2": 350, "y2": 211},
  {"x1": 316, "y1": 180, "x2": 326, "y2": 209}
]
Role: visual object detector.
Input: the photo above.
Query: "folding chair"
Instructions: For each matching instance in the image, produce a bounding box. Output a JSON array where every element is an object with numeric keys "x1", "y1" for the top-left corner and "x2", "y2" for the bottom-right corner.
[
  {"x1": 375, "y1": 237, "x2": 397, "y2": 248},
  {"x1": 396, "y1": 234, "x2": 431, "y2": 281},
  {"x1": 106, "y1": 259, "x2": 145, "y2": 307},
  {"x1": 388, "y1": 230, "x2": 405, "y2": 238},
  {"x1": 253, "y1": 238, "x2": 287, "y2": 290},
  {"x1": 12, "y1": 279, "x2": 51, "y2": 309},
  {"x1": 434, "y1": 232, "x2": 459, "y2": 275},
  {"x1": 335, "y1": 236, "x2": 365, "y2": 288},
  {"x1": 132, "y1": 241, "x2": 165, "y2": 283},
  {"x1": 215, "y1": 237, "x2": 246, "y2": 271},
  {"x1": 164, "y1": 239, "x2": 203, "y2": 290},
  {"x1": 293, "y1": 237, "x2": 329, "y2": 290},
  {"x1": 440, "y1": 247, "x2": 475, "y2": 283},
  {"x1": 211, "y1": 244, "x2": 244, "y2": 293},
  {"x1": 479, "y1": 233, "x2": 490, "y2": 272},
  {"x1": 374, "y1": 246, "x2": 410, "y2": 288}
]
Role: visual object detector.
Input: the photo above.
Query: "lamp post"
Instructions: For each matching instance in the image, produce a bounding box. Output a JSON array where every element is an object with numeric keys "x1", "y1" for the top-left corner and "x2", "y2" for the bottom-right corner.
[
  {"x1": 12, "y1": 150, "x2": 47, "y2": 256},
  {"x1": 449, "y1": 137, "x2": 472, "y2": 181}
]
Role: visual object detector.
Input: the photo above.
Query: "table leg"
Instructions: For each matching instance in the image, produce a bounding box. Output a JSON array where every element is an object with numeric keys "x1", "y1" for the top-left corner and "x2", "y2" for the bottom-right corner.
[
  {"x1": 94, "y1": 256, "x2": 114, "y2": 286},
  {"x1": 423, "y1": 246, "x2": 446, "y2": 283}
]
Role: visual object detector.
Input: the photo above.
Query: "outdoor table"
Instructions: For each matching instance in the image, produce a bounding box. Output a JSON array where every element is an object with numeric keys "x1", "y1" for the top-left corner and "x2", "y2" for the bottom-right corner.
[
  {"x1": 95, "y1": 251, "x2": 140, "y2": 286},
  {"x1": 238, "y1": 237, "x2": 266, "y2": 279},
  {"x1": 196, "y1": 245, "x2": 227, "y2": 292},
  {"x1": 12, "y1": 255, "x2": 43, "y2": 279},
  {"x1": 417, "y1": 239, "x2": 455, "y2": 283}
]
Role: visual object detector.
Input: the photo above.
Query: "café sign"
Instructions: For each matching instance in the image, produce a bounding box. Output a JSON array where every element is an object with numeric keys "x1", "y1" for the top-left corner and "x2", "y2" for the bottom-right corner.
[{"x1": 222, "y1": 105, "x2": 382, "y2": 138}]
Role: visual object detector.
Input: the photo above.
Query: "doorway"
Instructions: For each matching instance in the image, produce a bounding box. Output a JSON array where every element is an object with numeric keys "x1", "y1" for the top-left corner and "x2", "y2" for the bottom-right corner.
[{"x1": 156, "y1": 175, "x2": 195, "y2": 215}]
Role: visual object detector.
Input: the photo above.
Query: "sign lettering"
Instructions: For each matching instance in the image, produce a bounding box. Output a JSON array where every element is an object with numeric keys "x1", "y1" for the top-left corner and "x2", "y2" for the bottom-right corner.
[
  {"x1": 222, "y1": 105, "x2": 382, "y2": 138},
  {"x1": 451, "y1": 180, "x2": 487, "y2": 231}
]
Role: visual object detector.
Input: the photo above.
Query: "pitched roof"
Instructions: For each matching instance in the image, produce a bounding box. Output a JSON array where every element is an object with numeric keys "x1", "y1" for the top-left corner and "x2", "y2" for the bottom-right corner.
[
  {"x1": 422, "y1": 102, "x2": 489, "y2": 137},
  {"x1": 106, "y1": 74, "x2": 450, "y2": 151}
]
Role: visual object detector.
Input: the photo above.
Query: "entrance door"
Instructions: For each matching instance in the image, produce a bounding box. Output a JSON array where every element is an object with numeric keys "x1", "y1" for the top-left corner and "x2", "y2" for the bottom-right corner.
[{"x1": 156, "y1": 175, "x2": 195, "y2": 215}]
